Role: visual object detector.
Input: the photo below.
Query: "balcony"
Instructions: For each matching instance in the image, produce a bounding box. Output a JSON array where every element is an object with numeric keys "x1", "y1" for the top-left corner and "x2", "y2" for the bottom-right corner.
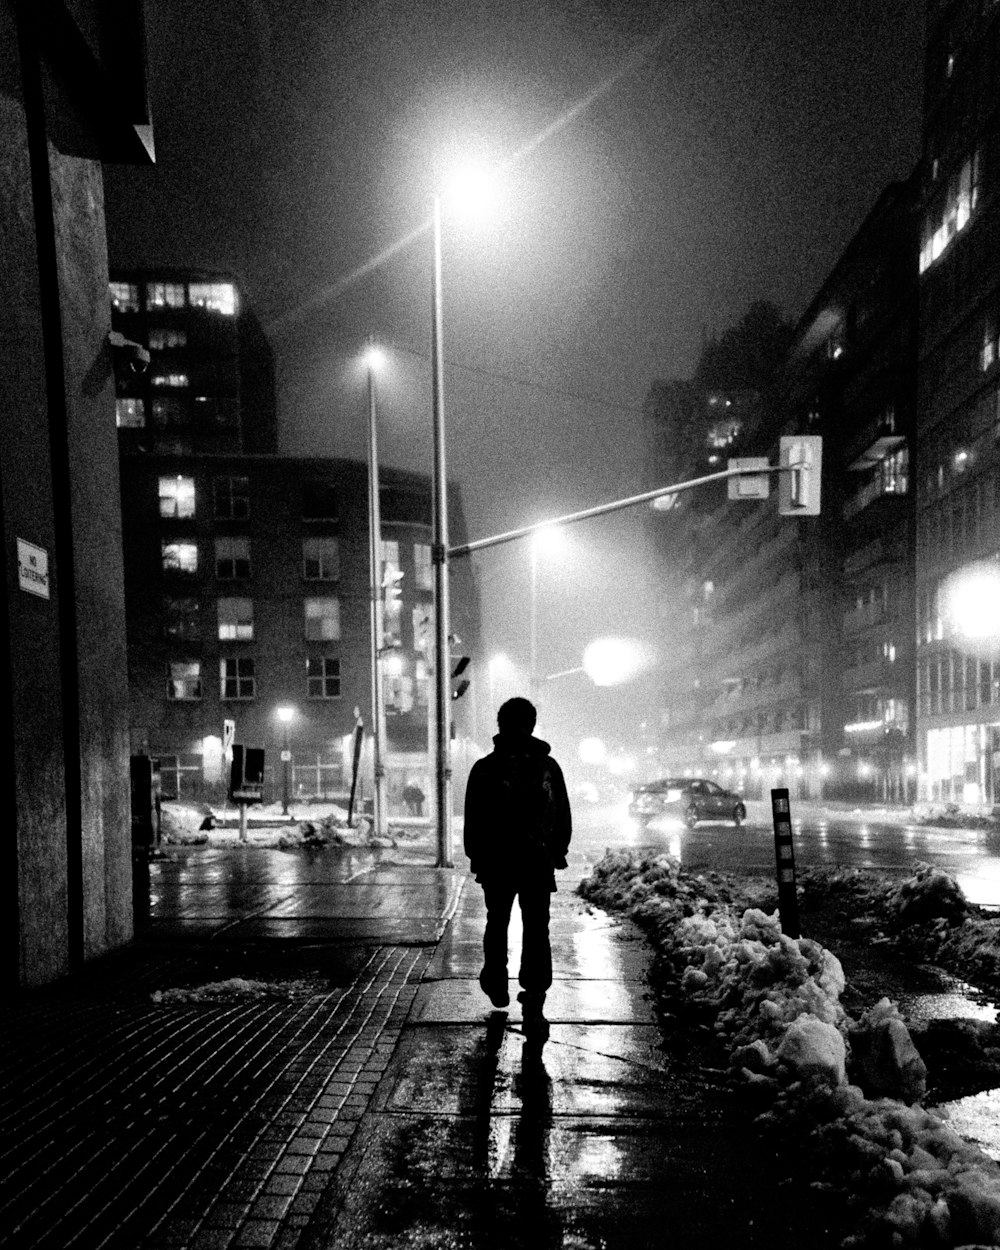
[{"x1": 843, "y1": 476, "x2": 907, "y2": 522}]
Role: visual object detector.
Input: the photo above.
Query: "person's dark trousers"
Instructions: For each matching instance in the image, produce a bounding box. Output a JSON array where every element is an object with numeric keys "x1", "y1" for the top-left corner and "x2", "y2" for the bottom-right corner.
[{"x1": 481, "y1": 877, "x2": 553, "y2": 998}]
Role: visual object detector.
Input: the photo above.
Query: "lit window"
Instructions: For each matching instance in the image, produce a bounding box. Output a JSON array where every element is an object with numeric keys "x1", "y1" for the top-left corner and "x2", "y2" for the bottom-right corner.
[
  {"x1": 919, "y1": 153, "x2": 979, "y2": 273},
  {"x1": 220, "y1": 656, "x2": 255, "y2": 700},
  {"x1": 116, "y1": 398, "x2": 145, "y2": 428},
  {"x1": 307, "y1": 656, "x2": 341, "y2": 699},
  {"x1": 167, "y1": 660, "x2": 202, "y2": 701},
  {"x1": 159, "y1": 475, "x2": 195, "y2": 519},
  {"x1": 881, "y1": 446, "x2": 909, "y2": 495},
  {"x1": 304, "y1": 597, "x2": 340, "y2": 641},
  {"x1": 150, "y1": 372, "x2": 189, "y2": 388},
  {"x1": 218, "y1": 597, "x2": 253, "y2": 640},
  {"x1": 148, "y1": 327, "x2": 187, "y2": 350},
  {"x1": 982, "y1": 320, "x2": 998, "y2": 371},
  {"x1": 161, "y1": 540, "x2": 198, "y2": 575},
  {"x1": 188, "y1": 282, "x2": 237, "y2": 315},
  {"x1": 385, "y1": 667, "x2": 414, "y2": 714},
  {"x1": 302, "y1": 482, "x2": 339, "y2": 520},
  {"x1": 302, "y1": 537, "x2": 339, "y2": 580},
  {"x1": 215, "y1": 537, "x2": 251, "y2": 579},
  {"x1": 414, "y1": 542, "x2": 432, "y2": 591},
  {"x1": 381, "y1": 540, "x2": 402, "y2": 646},
  {"x1": 109, "y1": 281, "x2": 139, "y2": 313},
  {"x1": 163, "y1": 597, "x2": 201, "y2": 641},
  {"x1": 146, "y1": 281, "x2": 185, "y2": 309},
  {"x1": 214, "y1": 476, "x2": 250, "y2": 520}
]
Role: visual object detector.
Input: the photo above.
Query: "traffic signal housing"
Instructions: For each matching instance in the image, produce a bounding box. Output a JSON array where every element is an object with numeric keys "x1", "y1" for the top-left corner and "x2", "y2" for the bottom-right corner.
[
  {"x1": 778, "y1": 435, "x2": 822, "y2": 516},
  {"x1": 451, "y1": 655, "x2": 471, "y2": 700}
]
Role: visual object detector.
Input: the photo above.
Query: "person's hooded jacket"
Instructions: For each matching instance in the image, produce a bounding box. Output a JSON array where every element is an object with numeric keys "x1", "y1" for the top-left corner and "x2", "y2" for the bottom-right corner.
[{"x1": 463, "y1": 731, "x2": 572, "y2": 890}]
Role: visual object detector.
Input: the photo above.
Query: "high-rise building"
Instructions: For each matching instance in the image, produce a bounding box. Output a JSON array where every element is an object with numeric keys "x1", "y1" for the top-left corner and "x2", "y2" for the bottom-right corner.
[{"x1": 914, "y1": 0, "x2": 1000, "y2": 804}]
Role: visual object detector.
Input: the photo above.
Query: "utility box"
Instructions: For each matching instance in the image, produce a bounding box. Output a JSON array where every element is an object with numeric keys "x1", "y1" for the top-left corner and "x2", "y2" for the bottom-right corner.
[{"x1": 230, "y1": 744, "x2": 265, "y2": 803}]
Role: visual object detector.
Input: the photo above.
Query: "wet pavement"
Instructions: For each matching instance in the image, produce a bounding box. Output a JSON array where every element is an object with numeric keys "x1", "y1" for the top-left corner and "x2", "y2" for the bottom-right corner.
[{"x1": 0, "y1": 830, "x2": 800, "y2": 1249}]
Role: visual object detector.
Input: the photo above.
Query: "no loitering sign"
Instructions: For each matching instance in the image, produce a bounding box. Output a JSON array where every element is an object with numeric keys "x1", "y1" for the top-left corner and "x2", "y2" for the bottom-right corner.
[{"x1": 17, "y1": 539, "x2": 50, "y2": 599}]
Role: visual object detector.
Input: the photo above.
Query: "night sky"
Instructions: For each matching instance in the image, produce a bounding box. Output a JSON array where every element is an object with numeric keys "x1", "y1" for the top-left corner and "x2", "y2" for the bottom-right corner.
[{"x1": 105, "y1": 0, "x2": 926, "y2": 760}]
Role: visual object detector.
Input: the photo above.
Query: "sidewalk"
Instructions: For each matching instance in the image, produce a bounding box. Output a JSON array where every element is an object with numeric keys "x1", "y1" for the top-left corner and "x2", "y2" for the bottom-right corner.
[{"x1": 0, "y1": 839, "x2": 797, "y2": 1249}]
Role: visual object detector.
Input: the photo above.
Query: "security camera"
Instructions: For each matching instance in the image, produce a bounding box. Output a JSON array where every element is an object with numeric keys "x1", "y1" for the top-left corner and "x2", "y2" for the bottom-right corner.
[{"x1": 108, "y1": 329, "x2": 151, "y2": 375}]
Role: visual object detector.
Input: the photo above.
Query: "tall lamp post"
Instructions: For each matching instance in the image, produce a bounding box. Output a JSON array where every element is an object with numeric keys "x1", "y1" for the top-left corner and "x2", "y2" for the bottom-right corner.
[
  {"x1": 430, "y1": 193, "x2": 453, "y2": 868},
  {"x1": 276, "y1": 705, "x2": 294, "y2": 815},
  {"x1": 364, "y1": 345, "x2": 389, "y2": 838}
]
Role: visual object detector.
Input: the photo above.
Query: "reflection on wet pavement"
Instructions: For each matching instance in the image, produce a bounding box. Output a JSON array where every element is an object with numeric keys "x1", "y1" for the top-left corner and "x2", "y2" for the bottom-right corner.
[{"x1": 937, "y1": 1089, "x2": 1000, "y2": 1161}]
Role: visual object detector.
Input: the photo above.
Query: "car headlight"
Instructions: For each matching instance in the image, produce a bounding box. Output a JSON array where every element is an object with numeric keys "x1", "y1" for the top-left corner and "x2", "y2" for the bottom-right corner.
[{"x1": 666, "y1": 788, "x2": 683, "y2": 802}]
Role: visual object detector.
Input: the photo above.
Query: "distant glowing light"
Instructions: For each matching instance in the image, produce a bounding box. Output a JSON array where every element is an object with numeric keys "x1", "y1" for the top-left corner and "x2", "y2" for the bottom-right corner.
[
  {"x1": 276, "y1": 706, "x2": 295, "y2": 724},
  {"x1": 710, "y1": 740, "x2": 735, "y2": 755},
  {"x1": 579, "y1": 737, "x2": 606, "y2": 766},
  {"x1": 582, "y1": 637, "x2": 650, "y2": 687},
  {"x1": 363, "y1": 344, "x2": 387, "y2": 371},
  {"x1": 384, "y1": 653, "x2": 404, "y2": 677},
  {"x1": 942, "y1": 562, "x2": 1000, "y2": 646},
  {"x1": 531, "y1": 524, "x2": 564, "y2": 559},
  {"x1": 845, "y1": 719, "x2": 883, "y2": 734},
  {"x1": 441, "y1": 161, "x2": 501, "y2": 223},
  {"x1": 607, "y1": 755, "x2": 635, "y2": 776}
]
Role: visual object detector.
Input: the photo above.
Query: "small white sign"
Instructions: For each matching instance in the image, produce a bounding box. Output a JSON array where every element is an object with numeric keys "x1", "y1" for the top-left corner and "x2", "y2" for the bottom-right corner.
[{"x1": 17, "y1": 539, "x2": 50, "y2": 599}]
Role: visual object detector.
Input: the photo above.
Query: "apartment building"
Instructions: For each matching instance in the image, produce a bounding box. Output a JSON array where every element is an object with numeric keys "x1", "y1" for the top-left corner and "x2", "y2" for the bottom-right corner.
[
  {"x1": 915, "y1": 0, "x2": 1000, "y2": 804},
  {"x1": 112, "y1": 270, "x2": 479, "y2": 812}
]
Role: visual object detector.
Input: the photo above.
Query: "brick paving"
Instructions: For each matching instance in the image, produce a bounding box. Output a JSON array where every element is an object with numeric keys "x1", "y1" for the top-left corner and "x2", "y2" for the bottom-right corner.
[{"x1": 0, "y1": 944, "x2": 431, "y2": 1249}]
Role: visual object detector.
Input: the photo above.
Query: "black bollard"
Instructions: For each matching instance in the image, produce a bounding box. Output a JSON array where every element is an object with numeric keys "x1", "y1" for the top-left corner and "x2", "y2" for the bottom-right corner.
[{"x1": 770, "y1": 788, "x2": 800, "y2": 939}]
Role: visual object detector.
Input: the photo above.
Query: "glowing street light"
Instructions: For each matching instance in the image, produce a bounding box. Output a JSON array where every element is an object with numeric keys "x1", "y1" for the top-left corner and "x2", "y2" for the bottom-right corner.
[
  {"x1": 578, "y1": 737, "x2": 607, "y2": 766},
  {"x1": 582, "y1": 637, "x2": 649, "y2": 687},
  {"x1": 941, "y1": 561, "x2": 1000, "y2": 649}
]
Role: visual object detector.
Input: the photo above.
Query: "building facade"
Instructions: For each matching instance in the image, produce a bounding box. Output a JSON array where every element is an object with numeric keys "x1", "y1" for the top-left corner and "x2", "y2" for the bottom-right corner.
[
  {"x1": 915, "y1": 0, "x2": 1000, "y2": 804},
  {"x1": 645, "y1": 181, "x2": 919, "y2": 804},
  {"x1": 112, "y1": 270, "x2": 480, "y2": 814},
  {"x1": 1, "y1": 0, "x2": 153, "y2": 986}
]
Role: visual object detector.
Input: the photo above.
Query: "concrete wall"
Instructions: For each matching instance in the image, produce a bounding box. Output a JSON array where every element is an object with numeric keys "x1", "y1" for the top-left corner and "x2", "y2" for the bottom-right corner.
[{"x1": 1, "y1": 1, "x2": 135, "y2": 984}]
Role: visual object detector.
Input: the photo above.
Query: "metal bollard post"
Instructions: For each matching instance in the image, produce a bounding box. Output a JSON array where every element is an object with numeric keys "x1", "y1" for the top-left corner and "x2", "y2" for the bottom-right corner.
[{"x1": 770, "y1": 788, "x2": 800, "y2": 938}]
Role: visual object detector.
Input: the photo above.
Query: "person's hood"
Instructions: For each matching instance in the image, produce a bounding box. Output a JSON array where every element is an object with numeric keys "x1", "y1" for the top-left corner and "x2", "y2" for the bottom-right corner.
[{"x1": 492, "y1": 732, "x2": 551, "y2": 757}]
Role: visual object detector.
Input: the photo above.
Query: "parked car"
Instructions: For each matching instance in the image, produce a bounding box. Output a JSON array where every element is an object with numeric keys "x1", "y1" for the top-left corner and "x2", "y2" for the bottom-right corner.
[{"x1": 629, "y1": 777, "x2": 746, "y2": 828}]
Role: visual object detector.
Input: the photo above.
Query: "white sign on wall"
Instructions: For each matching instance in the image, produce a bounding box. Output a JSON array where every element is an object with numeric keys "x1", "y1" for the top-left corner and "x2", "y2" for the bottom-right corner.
[{"x1": 17, "y1": 539, "x2": 50, "y2": 599}]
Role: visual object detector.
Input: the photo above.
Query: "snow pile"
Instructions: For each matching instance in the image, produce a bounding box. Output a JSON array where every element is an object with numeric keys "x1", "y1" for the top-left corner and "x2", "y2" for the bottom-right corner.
[
  {"x1": 887, "y1": 862, "x2": 971, "y2": 927},
  {"x1": 580, "y1": 851, "x2": 1000, "y2": 1248},
  {"x1": 151, "y1": 978, "x2": 317, "y2": 1003}
]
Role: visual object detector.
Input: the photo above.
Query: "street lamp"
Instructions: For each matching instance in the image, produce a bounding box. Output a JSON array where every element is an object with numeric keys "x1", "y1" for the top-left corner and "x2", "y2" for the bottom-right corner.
[
  {"x1": 364, "y1": 343, "x2": 389, "y2": 838},
  {"x1": 276, "y1": 705, "x2": 295, "y2": 815}
]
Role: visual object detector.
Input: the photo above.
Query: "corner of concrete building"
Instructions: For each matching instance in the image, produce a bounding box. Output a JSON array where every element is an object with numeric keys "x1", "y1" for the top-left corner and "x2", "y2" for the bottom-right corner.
[{"x1": 0, "y1": 2, "x2": 134, "y2": 984}]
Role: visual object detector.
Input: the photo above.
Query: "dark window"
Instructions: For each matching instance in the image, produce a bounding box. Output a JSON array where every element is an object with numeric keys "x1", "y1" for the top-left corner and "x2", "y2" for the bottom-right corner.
[
  {"x1": 302, "y1": 483, "x2": 339, "y2": 520},
  {"x1": 163, "y1": 596, "x2": 201, "y2": 641},
  {"x1": 307, "y1": 656, "x2": 341, "y2": 699},
  {"x1": 214, "y1": 476, "x2": 250, "y2": 520},
  {"x1": 220, "y1": 656, "x2": 255, "y2": 700}
]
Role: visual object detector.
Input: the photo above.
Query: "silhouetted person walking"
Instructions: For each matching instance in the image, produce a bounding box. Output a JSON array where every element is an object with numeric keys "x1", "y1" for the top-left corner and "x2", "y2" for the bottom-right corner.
[{"x1": 463, "y1": 697, "x2": 572, "y2": 1025}]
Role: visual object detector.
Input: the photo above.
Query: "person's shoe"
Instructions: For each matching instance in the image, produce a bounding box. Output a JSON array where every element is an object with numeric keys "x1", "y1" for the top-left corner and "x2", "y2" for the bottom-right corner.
[{"x1": 479, "y1": 970, "x2": 509, "y2": 1009}]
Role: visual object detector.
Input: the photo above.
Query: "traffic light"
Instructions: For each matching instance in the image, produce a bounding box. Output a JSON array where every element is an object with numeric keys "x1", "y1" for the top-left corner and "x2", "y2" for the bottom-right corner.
[
  {"x1": 778, "y1": 435, "x2": 822, "y2": 516},
  {"x1": 451, "y1": 655, "x2": 471, "y2": 700},
  {"x1": 382, "y1": 565, "x2": 403, "y2": 607}
]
